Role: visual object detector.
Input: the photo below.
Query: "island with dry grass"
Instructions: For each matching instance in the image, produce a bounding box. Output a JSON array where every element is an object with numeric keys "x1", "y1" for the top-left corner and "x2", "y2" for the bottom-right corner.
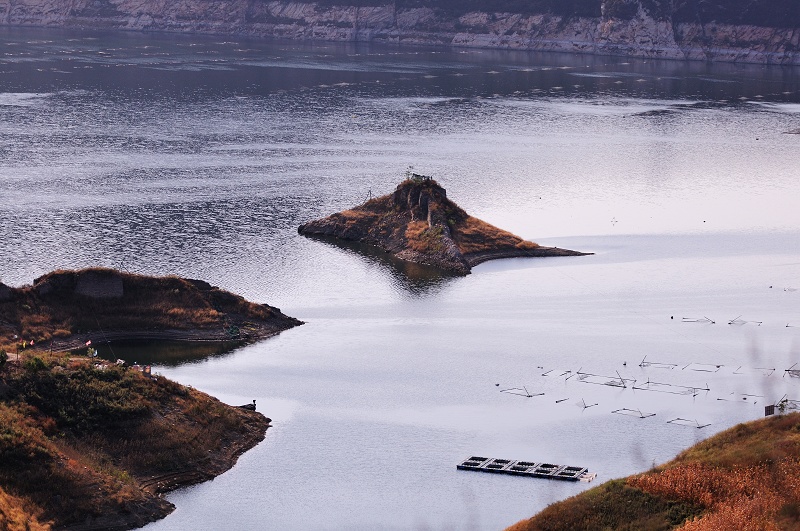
[
  {"x1": 0, "y1": 268, "x2": 302, "y2": 352},
  {"x1": 298, "y1": 176, "x2": 588, "y2": 275},
  {"x1": 506, "y1": 412, "x2": 800, "y2": 531},
  {"x1": 0, "y1": 268, "x2": 302, "y2": 529}
]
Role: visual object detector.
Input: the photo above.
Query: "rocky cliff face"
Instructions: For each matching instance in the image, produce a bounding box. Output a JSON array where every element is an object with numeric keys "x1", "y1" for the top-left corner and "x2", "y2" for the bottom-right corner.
[
  {"x1": 0, "y1": 281, "x2": 11, "y2": 302},
  {"x1": 0, "y1": 0, "x2": 797, "y2": 64}
]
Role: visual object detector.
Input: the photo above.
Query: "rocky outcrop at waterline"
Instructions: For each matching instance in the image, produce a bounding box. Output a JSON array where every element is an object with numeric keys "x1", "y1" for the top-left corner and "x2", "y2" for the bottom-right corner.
[
  {"x1": 298, "y1": 177, "x2": 587, "y2": 275},
  {"x1": 0, "y1": 268, "x2": 302, "y2": 350},
  {"x1": 1, "y1": 0, "x2": 799, "y2": 65}
]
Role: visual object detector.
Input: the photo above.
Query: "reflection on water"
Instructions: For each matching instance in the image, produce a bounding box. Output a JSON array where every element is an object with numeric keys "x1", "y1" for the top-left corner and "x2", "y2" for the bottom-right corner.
[
  {"x1": 303, "y1": 234, "x2": 455, "y2": 296},
  {"x1": 93, "y1": 339, "x2": 243, "y2": 366},
  {"x1": 1, "y1": 26, "x2": 799, "y2": 103}
]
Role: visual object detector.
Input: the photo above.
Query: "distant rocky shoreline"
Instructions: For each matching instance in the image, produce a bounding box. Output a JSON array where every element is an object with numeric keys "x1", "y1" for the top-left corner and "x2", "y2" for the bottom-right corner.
[{"x1": 1, "y1": 0, "x2": 799, "y2": 65}]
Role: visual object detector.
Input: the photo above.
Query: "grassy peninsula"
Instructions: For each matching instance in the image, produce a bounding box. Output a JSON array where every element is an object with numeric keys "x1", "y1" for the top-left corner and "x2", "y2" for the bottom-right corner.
[
  {"x1": 508, "y1": 412, "x2": 800, "y2": 531},
  {"x1": 299, "y1": 177, "x2": 587, "y2": 275},
  {"x1": 0, "y1": 269, "x2": 301, "y2": 529},
  {"x1": 0, "y1": 355, "x2": 269, "y2": 529}
]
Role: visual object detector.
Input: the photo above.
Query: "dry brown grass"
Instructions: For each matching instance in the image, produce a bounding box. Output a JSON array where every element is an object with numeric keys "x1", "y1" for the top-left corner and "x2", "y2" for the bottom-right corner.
[
  {"x1": 338, "y1": 195, "x2": 393, "y2": 222},
  {"x1": 0, "y1": 485, "x2": 50, "y2": 531},
  {"x1": 508, "y1": 413, "x2": 800, "y2": 531},
  {"x1": 336, "y1": 208, "x2": 381, "y2": 227},
  {"x1": 674, "y1": 413, "x2": 800, "y2": 468},
  {"x1": 0, "y1": 268, "x2": 285, "y2": 347},
  {"x1": 507, "y1": 478, "x2": 700, "y2": 531},
  {"x1": 452, "y1": 216, "x2": 539, "y2": 255},
  {"x1": 0, "y1": 356, "x2": 267, "y2": 528},
  {"x1": 404, "y1": 220, "x2": 429, "y2": 252},
  {"x1": 627, "y1": 413, "x2": 800, "y2": 530},
  {"x1": 78, "y1": 385, "x2": 247, "y2": 477},
  {"x1": 316, "y1": 198, "x2": 406, "y2": 242},
  {"x1": 405, "y1": 221, "x2": 445, "y2": 254},
  {"x1": 629, "y1": 460, "x2": 800, "y2": 530}
]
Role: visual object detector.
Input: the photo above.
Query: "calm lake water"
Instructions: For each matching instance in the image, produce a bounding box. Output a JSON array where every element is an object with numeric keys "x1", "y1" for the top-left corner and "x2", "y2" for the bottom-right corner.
[{"x1": 2, "y1": 26, "x2": 800, "y2": 530}]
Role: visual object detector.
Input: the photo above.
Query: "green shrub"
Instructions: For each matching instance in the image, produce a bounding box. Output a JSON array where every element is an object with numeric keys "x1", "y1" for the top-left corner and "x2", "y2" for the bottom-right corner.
[
  {"x1": 22, "y1": 356, "x2": 47, "y2": 373},
  {"x1": 14, "y1": 365, "x2": 155, "y2": 432}
]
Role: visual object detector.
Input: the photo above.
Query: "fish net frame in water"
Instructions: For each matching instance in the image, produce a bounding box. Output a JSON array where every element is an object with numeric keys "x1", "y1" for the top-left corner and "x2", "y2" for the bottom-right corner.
[
  {"x1": 612, "y1": 408, "x2": 656, "y2": 418},
  {"x1": 574, "y1": 371, "x2": 634, "y2": 388},
  {"x1": 500, "y1": 387, "x2": 545, "y2": 398},
  {"x1": 682, "y1": 362, "x2": 723, "y2": 373},
  {"x1": 667, "y1": 417, "x2": 711, "y2": 429},
  {"x1": 632, "y1": 380, "x2": 709, "y2": 396}
]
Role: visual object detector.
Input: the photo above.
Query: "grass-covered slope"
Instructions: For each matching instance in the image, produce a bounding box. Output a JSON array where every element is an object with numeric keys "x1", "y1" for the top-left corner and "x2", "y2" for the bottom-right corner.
[
  {"x1": 299, "y1": 178, "x2": 587, "y2": 275},
  {"x1": 0, "y1": 484, "x2": 49, "y2": 531},
  {"x1": 0, "y1": 354, "x2": 269, "y2": 529},
  {"x1": 0, "y1": 269, "x2": 288, "y2": 528},
  {"x1": 0, "y1": 268, "x2": 302, "y2": 352},
  {"x1": 507, "y1": 413, "x2": 800, "y2": 531}
]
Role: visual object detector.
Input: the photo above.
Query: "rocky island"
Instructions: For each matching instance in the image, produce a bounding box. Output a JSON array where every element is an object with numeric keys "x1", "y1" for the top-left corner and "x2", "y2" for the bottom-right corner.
[
  {"x1": 0, "y1": 268, "x2": 302, "y2": 351},
  {"x1": 298, "y1": 176, "x2": 587, "y2": 275},
  {"x1": 0, "y1": 268, "x2": 301, "y2": 529}
]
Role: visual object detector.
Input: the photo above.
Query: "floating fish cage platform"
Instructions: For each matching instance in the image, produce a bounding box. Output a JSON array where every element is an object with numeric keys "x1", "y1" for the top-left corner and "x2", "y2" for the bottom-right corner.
[{"x1": 457, "y1": 457, "x2": 595, "y2": 482}]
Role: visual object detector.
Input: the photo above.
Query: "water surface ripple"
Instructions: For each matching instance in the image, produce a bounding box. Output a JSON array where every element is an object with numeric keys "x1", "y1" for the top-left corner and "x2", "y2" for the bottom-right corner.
[{"x1": 2, "y1": 27, "x2": 800, "y2": 530}]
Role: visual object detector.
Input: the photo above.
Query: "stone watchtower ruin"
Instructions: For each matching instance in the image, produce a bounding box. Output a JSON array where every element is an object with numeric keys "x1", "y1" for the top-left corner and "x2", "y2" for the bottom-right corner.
[{"x1": 404, "y1": 166, "x2": 433, "y2": 184}]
